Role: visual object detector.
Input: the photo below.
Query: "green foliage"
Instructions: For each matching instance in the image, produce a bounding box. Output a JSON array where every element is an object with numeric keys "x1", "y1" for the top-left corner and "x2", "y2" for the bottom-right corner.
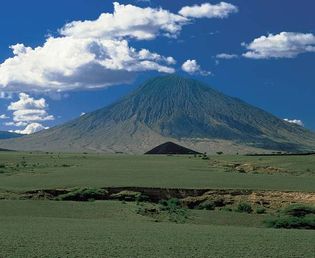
[
  {"x1": 57, "y1": 188, "x2": 108, "y2": 201},
  {"x1": 256, "y1": 207, "x2": 266, "y2": 214},
  {"x1": 159, "y1": 198, "x2": 181, "y2": 211},
  {"x1": 282, "y1": 204, "x2": 315, "y2": 217},
  {"x1": 136, "y1": 205, "x2": 160, "y2": 217},
  {"x1": 110, "y1": 191, "x2": 147, "y2": 202},
  {"x1": 265, "y1": 204, "x2": 315, "y2": 229},
  {"x1": 265, "y1": 215, "x2": 315, "y2": 230},
  {"x1": 236, "y1": 203, "x2": 253, "y2": 213},
  {"x1": 159, "y1": 198, "x2": 187, "y2": 223},
  {"x1": 197, "y1": 200, "x2": 216, "y2": 210}
]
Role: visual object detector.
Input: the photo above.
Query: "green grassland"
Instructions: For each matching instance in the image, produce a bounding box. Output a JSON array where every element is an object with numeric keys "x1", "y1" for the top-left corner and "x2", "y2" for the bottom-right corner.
[
  {"x1": 1, "y1": 200, "x2": 315, "y2": 258},
  {"x1": 0, "y1": 152, "x2": 315, "y2": 191},
  {"x1": 0, "y1": 152, "x2": 315, "y2": 257}
]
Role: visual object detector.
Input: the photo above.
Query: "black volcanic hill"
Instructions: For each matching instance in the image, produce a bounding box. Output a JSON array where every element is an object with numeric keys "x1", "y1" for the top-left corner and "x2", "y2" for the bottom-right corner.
[
  {"x1": 1, "y1": 75, "x2": 315, "y2": 153},
  {"x1": 145, "y1": 142, "x2": 200, "y2": 155}
]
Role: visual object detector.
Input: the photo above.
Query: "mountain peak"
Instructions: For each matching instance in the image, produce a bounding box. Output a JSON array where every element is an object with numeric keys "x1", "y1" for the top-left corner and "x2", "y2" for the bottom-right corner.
[{"x1": 1, "y1": 76, "x2": 315, "y2": 154}]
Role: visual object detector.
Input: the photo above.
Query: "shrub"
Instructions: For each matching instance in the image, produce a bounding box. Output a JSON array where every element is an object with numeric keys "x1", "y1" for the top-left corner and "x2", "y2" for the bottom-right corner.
[
  {"x1": 110, "y1": 191, "x2": 147, "y2": 202},
  {"x1": 256, "y1": 207, "x2": 266, "y2": 214},
  {"x1": 159, "y1": 198, "x2": 187, "y2": 223},
  {"x1": 57, "y1": 188, "x2": 108, "y2": 201},
  {"x1": 264, "y1": 204, "x2": 315, "y2": 229},
  {"x1": 265, "y1": 215, "x2": 315, "y2": 229},
  {"x1": 197, "y1": 200, "x2": 215, "y2": 210},
  {"x1": 236, "y1": 203, "x2": 253, "y2": 213},
  {"x1": 136, "y1": 206, "x2": 160, "y2": 216},
  {"x1": 282, "y1": 204, "x2": 315, "y2": 217},
  {"x1": 159, "y1": 198, "x2": 181, "y2": 211}
]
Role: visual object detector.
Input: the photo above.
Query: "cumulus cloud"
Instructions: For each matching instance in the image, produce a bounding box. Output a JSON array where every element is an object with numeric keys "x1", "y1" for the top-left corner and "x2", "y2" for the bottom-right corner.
[
  {"x1": 8, "y1": 93, "x2": 46, "y2": 110},
  {"x1": 12, "y1": 123, "x2": 49, "y2": 135},
  {"x1": 216, "y1": 53, "x2": 238, "y2": 59},
  {"x1": 0, "y1": 38, "x2": 175, "y2": 92},
  {"x1": 61, "y1": 2, "x2": 188, "y2": 40},
  {"x1": 10, "y1": 109, "x2": 54, "y2": 123},
  {"x1": 181, "y1": 59, "x2": 211, "y2": 76},
  {"x1": 5, "y1": 121, "x2": 28, "y2": 127},
  {"x1": 0, "y1": 2, "x2": 237, "y2": 93},
  {"x1": 242, "y1": 32, "x2": 315, "y2": 59},
  {"x1": 179, "y1": 2, "x2": 238, "y2": 18},
  {"x1": 284, "y1": 118, "x2": 304, "y2": 126},
  {"x1": 0, "y1": 114, "x2": 9, "y2": 119},
  {"x1": 6, "y1": 93, "x2": 54, "y2": 134}
]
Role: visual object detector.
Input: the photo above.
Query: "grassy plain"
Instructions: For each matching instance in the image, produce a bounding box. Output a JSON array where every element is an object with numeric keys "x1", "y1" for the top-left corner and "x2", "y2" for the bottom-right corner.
[
  {"x1": 0, "y1": 152, "x2": 315, "y2": 192},
  {"x1": 0, "y1": 152, "x2": 314, "y2": 257},
  {"x1": 1, "y1": 200, "x2": 315, "y2": 258}
]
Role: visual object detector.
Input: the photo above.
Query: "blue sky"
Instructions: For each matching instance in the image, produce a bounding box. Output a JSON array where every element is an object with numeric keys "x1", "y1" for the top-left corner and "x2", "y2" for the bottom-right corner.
[{"x1": 0, "y1": 0, "x2": 314, "y2": 133}]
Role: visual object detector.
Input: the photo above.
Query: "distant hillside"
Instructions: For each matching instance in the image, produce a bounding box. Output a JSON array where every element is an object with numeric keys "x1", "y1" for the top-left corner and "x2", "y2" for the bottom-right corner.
[
  {"x1": 0, "y1": 131, "x2": 22, "y2": 140},
  {"x1": 0, "y1": 75, "x2": 315, "y2": 154}
]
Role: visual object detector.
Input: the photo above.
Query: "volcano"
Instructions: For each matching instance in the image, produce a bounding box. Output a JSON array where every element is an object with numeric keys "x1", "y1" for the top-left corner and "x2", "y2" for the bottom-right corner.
[
  {"x1": 145, "y1": 142, "x2": 201, "y2": 155},
  {"x1": 1, "y1": 75, "x2": 315, "y2": 154}
]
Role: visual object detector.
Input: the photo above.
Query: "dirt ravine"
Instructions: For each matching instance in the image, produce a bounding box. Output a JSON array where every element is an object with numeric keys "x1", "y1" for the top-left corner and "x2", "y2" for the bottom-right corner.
[{"x1": 8, "y1": 187, "x2": 315, "y2": 210}]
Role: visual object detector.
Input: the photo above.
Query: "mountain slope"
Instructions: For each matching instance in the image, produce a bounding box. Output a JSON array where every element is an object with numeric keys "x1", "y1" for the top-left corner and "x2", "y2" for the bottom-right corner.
[
  {"x1": 1, "y1": 75, "x2": 315, "y2": 153},
  {"x1": 0, "y1": 131, "x2": 22, "y2": 140}
]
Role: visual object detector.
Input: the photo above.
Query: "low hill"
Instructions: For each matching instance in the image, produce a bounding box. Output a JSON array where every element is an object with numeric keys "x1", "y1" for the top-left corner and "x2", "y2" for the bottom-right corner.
[
  {"x1": 145, "y1": 142, "x2": 201, "y2": 155},
  {"x1": 0, "y1": 131, "x2": 22, "y2": 140},
  {"x1": 0, "y1": 75, "x2": 315, "y2": 154}
]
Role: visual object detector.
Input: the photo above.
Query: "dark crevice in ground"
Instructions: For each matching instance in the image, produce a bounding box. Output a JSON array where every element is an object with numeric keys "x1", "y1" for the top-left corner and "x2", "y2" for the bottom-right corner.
[{"x1": 1, "y1": 187, "x2": 313, "y2": 212}]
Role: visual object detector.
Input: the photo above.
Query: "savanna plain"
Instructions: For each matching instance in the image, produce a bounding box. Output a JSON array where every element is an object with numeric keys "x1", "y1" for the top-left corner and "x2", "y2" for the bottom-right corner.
[{"x1": 0, "y1": 151, "x2": 314, "y2": 257}]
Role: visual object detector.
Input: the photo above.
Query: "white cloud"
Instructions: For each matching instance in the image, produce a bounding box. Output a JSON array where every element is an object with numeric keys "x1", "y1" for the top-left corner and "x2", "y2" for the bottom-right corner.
[
  {"x1": 182, "y1": 59, "x2": 199, "y2": 73},
  {"x1": 6, "y1": 93, "x2": 54, "y2": 134},
  {"x1": 0, "y1": 38, "x2": 175, "y2": 92},
  {"x1": 138, "y1": 49, "x2": 176, "y2": 64},
  {"x1": 13, "y1": 122, "x2": 49, "y2": 135},
  {"x1": 179, "y1": 2, "x2": 238, "y2": 18},
  {"x1": 5, "y1": 121, "x2": 28, "y2": 127},
  {"x1": 216, "y1": 53, "x2": 238, "y2": 59},
  {"x1": 284, "y1": 118, "x2": 304, "y2": 126},
  {"x1": 61, "y1": 2, "x2": 188, "y2": 40},
  {"x1": 242, "y1": 32, "x2": 315, "y2": 59},
  {"x1": 181, "y1": 59, "x2": 211, "y2": 76},
  {"x1": 8, "y1": 93, "x2": 46, "y2": 110},
  {"x1": 80, "y1": 112, "x2": 86, "y2": 116},
  {"x1": 0, "y1": 114, "x2": 9, "y2": 119},
  {"x1": 11, "y1": 109, "x2": 54, "y2": 123},
  {"x1": 0, "y1": 2, "x2": 237, "y2": 93}
]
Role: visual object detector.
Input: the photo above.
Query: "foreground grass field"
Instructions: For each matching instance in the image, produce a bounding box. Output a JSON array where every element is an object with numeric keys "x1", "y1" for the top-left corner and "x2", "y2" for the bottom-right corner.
[
  {"x1": 0, "y1": 152, "x2": 314, "y2": 191},
  {"x1": 0, "y1": 152, "x2": 314, "y2": 257},
  {"x1": 1, "y1": 200, "x2": 315, "y2": 258}
]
